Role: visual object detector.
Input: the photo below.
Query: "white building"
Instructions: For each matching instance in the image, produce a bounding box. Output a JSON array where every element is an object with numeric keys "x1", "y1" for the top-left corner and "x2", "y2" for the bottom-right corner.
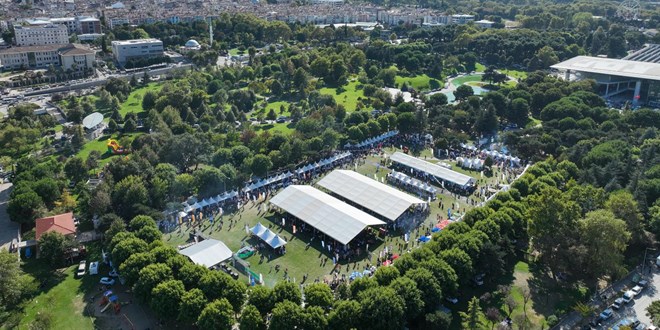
[
  {"x1": 452, "y1": 14, "x2": 475, "y2": 24},
  {"x1": 0, "y1": 43, "x2": 95, "y2": 71},
  {"x1": 475, "y1": 19, "x2": 494, "y2": 28},
  {"x1": 49, "y1": 17, "x2": 77, "y2": 34},
  {"x1": 111, "y1": 38, "x2": 164, "y2": 65},
  {"x1": 14, "y1": 24, "x2": 69, "y2": 46}
]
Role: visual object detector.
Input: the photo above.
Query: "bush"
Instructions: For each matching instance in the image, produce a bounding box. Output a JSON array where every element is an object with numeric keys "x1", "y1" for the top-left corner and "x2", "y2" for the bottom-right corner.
[{"x1": 546, "y1": 315, "x2": 558, "y2": 326}]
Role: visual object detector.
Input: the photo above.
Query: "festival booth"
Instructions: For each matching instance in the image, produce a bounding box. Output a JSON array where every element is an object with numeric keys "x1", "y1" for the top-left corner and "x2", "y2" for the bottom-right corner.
[
  {"x1": 250, "y1": 222, "x2": 288, "y2": 252},
  {"x1": 344, "y1": 130, "x2": 399, "y2": 149}
]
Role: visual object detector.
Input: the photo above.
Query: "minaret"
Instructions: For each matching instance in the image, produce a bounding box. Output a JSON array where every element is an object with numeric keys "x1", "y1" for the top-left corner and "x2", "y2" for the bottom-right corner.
[{"x1": 209, "y1": 18, "x2": 213, "y2": 48}]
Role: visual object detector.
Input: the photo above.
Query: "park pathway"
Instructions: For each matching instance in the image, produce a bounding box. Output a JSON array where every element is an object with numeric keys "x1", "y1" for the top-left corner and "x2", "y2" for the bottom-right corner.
[{"x1": 0, "y1": 183, "x2": 18, "y2": 250}]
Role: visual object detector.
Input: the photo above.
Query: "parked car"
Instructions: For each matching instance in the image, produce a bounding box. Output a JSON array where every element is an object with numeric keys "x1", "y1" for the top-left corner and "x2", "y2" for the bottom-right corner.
[
  {"x1": 89, "y1": 261, "x2": 98, "y2": 275},
  {"x1": 623, "y1": 290, "x2": 635, "y2": 303},
  {"x1": 445, "y1": 297, "x2": 458, "y2": 304},
  {"x1": 472, "y1": 274, "x2": 485, "y2": 286},
  {"x1": 599, "y1": 308, "x2": 614, "y2": 321},
  {"x1": 108, "y1": 270, "x2": 119, "y2": 277},
  {"x1": 632, "y1": 285, "x2": 644, "y2": 296},
  {"x1": 76, "y1": 260, "x2": 87, "y2": 277},
  {"x1": 611, "y1": 297, "x2": 624, "y2": 310},
  {"x1": 638, "y1": 280, "x2": 649, "y2": 288},
  {"x1": 99, "y1": 277, "x2": 115, "y2": 286}
]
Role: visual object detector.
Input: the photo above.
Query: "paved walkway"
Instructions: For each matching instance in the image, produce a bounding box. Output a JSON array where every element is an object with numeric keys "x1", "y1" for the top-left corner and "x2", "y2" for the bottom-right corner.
[{"x1": 0, "y1": 183, "x2": 18, "y2": 250}]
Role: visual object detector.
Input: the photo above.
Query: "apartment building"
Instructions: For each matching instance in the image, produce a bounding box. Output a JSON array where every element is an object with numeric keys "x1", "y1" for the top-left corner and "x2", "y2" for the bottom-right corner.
[
  {"x1": 0, "y1": 43, "x2": 95, "y2": 70},
  {"x1": 76, "y1": 17, "x2": 102, "y2": 34},
  {"x1": 14, "y1": 25, "x2": 69, "y2": 46},
  {"x1": 451, "y1": 14, "x2": 475, "y2": 24},
  {"x1": 111, "y1": 38, "x2": 164, "y2": 65}
]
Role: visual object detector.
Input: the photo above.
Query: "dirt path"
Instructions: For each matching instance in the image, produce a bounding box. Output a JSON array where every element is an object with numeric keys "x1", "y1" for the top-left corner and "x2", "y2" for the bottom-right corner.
[{"x1": 0, "y1": 183, "x2": 18, "y2": 250}]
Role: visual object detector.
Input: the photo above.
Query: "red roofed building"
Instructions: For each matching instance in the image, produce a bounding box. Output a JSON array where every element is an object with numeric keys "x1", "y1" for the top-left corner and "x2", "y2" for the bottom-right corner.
[{"x1": 35, "y1": 212, "x2": 76, "y2": 240}]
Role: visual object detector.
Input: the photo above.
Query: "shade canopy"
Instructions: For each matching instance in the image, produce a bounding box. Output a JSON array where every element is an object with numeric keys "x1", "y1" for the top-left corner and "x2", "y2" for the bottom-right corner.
[
  {"x1": 317, "y1": 170, "x2": 424, "y2": 221},
  {"x1": 390, "y1": 152, "x2": 475, "y2": 187},
  {"x1": 179, "y1": 239, "x2": 233, "y2": 268},
  {"x1": 250, "y1": 222, "x2": 287, "y2": 248},
  {"x1": 270, "y1": 185, "x2": 385, "y2": 245}
]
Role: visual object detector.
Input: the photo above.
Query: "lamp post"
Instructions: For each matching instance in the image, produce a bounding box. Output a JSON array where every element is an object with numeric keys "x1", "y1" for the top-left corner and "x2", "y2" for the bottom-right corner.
[{"x1": 642, "y1": 247, "x2": 656, "y2": 275}]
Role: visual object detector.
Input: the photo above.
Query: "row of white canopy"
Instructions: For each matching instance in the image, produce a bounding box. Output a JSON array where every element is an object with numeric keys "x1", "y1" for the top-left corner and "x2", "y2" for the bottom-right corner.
[
  {"x1": 293, "y1": 152, "x2": 352, "y2": 175},
  {"x1": 345, "y1": 130, "x2": 399, "y2": 148},
  {"x1": 183, "y1": 190, "x2": 240, "y2": 213},
  {"x1": 250, "y1": 222, "x2": 287, "y2": 248},
  {"x1": 242, "y1": 171, "x2": 295, "y2": 193},
  {"x1": 456, "y1": 157, "x2": 485, "y2": 170},
  {"x1": 459, "y1": 144, "x2": 521, "y2": 164},
  {"x1": 388, "y1": 170, "x2": 438, "y2": 194}
]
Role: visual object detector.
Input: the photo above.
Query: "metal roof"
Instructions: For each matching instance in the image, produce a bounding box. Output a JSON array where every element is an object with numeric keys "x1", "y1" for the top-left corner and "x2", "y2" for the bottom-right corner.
[
  {"x1": 390, "y1": 152, "x2": 475, "y2": 187},
  {"x1": 269, "y1": 185, "x2": 385, "y2": 245},
  {"x1": 623, "y1": 44, "x2": 660, "y2": 64},
  {"x1": 179, "y1": 239, "x2": 232, "y2": 268},
  {"x1": 317, "y1": 170, "x2": 424, "y2": 221},
  {"x1": 551, "y1": 56, "x2": 660, "y2": 81}
]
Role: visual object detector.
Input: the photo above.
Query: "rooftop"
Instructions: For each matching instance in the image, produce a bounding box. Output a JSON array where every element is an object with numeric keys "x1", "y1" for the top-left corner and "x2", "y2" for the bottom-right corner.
[
  {"x1": 178, "y1": 239, "x2": 233, "y2": 268},
  {"x1": 551, "y1": 55, "x2": 660, "y2": 81},
  {"x1": 35, "y1": 212, "x2": 76, "y2": 240},
  {"x1": 0, "y1": 43, "x2": 95, "y2": 55},
  {"x1": 317, "y1": 170, "x2": 424, "y2": 221},
  {"x1": 390, "y1": 152, "x2": 475, "y2": 187},
  {"x1": 111, "y1": 38, "x2": 162, "y2": 45}
]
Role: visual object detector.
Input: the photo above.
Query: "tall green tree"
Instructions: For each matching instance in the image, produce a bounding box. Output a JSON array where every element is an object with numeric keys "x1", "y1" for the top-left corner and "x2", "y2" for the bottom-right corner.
[
  {"x1": 460, "y1": 296, "x2": 486, "y2": 330},
  {"x1": 579, "y1": 210, "x2": 631, "y2": 279},
  {"x1": 151, "y1": 280, "x2": 185, "y2": 320},
  {"x1": 197, "y1": 298, "x2": 235, "y2": 330}
]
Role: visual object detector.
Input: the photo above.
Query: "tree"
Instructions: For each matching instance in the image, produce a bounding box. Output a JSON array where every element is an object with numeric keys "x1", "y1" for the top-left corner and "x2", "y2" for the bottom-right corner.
[
  {"x1": 605, "y1": 190, "x2": 645, "y2": 244},
  {"x1": 197, "y1": 298, "x2": 235, "y2": 330},
  {"x1": 123, "y1": 118, "x2": 137, "y2": 132},
  {"x1": 64, "y1": 156, "x2": 87, "y2": 183},
  {"x1": 159, "y1": 133, "x2": 212, "y2": 172},
  {"x1": 328, "y1": 300, "x2": 361, "y2": 330},
  {"x1": 404, "y1": 268, "x2": 442, "y2": 312},
  {"x1": 303, "y1": 306, "x2": 328, "y2": 330},
  {"x1": 269, "y1": 301, "x2": 305, "y2": 330},
  {"x1": 454, "y1": 85, "x2": 474, "y2": 101},
  {"x1": 647, "y1": 300, "x2": 660, "y2": 325},
  {"x1": 199, "y1": 271, "x2": 247, "y2": 312},
  {"x1": 579, "y1": 210, "x2": 631, "y2": 279},
  {"x1": 485, "y1": 307, "x2": 501, "y2": 330},
  {"x1": 374, "y1": 266, "x2": 400, "y2": 286},
  {"x1": 273, "y1": 281, "x2": 301, "y2": 305},
  {"x1": 358, "y1": 287, "x2": 405, "y2": 330},
  {"x1": 389, "y1": 276, "x2": 424, "y2": 321},
  {"x1": 426, "y1": 93, "x2": 448, "y2": 107},
  {"x1": 112, "y1": 237, "x2": 148, "y2": 269},
  {"x1": 178, "y1": 288, "x2": 208, "y2": 325},
  {"x1": 0, "y1": 249, "x2": 36, "y2": 309},
  {"x1": 7, "y1": 190, "x2": 44, "y2": 224},
  {"x1": 119, "y1": 252, "x2": 155, "y2": 287},
  {"x1": 460, "y1": 296, "x2": 486, "y2": 330},
  {"x1": 136, "y1": 226, "x2": 162, "y2": 244},
  {"x1": 508, "y1": 98, "x2": 530, "y2": 127},
  {"x1": 248, "y1": 285, "x2": 275, "y2": 315},
  {"x1": 266, "y1": 108, "x2": 277, "y2": 121},
  {"x1": 304, "y1": 283, "x2": 333, "y2": 309},
  {"x1": 239, "y1": 304, "x2": 265, "y2": 330},
  {"x1": 151, "y1": 280, "x2": 185, "y2": 319},
  {"x1": 112, "y1": 175, "x2": 149, "y2": 219},
  {"x1": 527, "y1": 187, "x2": 581, "y2": 277},
  {"x1": 178, "y1": 263, "x2": 209, "y2": 290},
  {"x1": 142, "y1": 90, "x2": 158, "y2": 111},
  {"x1": 425, "y1": 310, "x2": 452, "y2": 329},
  {"x1": 246, "y1": 154, "x2": 272, "y2": 178},
  {"x1": 38, "y1": 232, "x2": 74, "y2": 268},
  {"x1": 134, "y1": 263, "x2": 173, "y2": 303}
]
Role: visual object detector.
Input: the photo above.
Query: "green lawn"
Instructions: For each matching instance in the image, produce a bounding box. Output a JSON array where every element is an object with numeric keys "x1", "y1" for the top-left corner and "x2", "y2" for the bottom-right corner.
[
  {"x1": 76, "y1": 133, "x2": 141, "y2": 166},
  {"x1": 119, "y1": 83, "x2": 163, "y2": 118},
  {"x1": 254, "y1": 122, "x2": 295, "y2": 135},
  {"x1": 395, "y1": 74, "x2": 436, "y2": 91},
  {"x1": 228, "y1": 48, "x2": 244, "y2": 56},
  {"x1": 19, "y1": 243, "x2": 105, "y2": 329},
  {"x1": 264, "y1": 101, "x2": 292, "y2": 117},
  {"x1": 319, "y1": 81, "x2": 368, "y2": 112},
  {"x1": 500, "y1": 69, "x2": 528, "y2": 81},
  {"x1": 451, "y1": 74, "x2": 483, "y2": 87},
  {"x1": 475, "y1": 63, "x2": 486, "y2": 73}
]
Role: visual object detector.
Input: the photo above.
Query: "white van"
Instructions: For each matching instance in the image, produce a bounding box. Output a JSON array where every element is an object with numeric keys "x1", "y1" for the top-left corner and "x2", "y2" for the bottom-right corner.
[{"x1": 656, "y1": 255, "x2": 660, "y2": 266}]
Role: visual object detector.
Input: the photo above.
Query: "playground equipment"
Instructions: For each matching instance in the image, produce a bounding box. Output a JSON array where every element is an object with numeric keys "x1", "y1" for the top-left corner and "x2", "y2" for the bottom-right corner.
[
  {"x1": 100, "y1": 294, "x2": 121, "y2": 314},
  {"x1": 107, "y1": 139, "x2": 129, "y2": 155},
  {"x1": 236, "y1": 245, "x2": 256, "y2": 259}
]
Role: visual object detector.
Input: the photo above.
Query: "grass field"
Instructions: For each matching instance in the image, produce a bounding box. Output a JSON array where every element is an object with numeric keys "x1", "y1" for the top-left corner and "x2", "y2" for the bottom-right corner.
[
  {"x1": 500, "y1": 69, "x2": 528, "y2": 81},
  {"x1": 19, "y1": 243, "x2": 104, "y2": 329},
  {"x1": 475, "y1": 63, "x2": 486, "y2": 73},
  {"x1": 254, "y1": 122, "x2": 295, "y2": 135},
  {"x1": 264, "y1": 101, "x2": 292, "y2": 117},
  {"x1": 228, "y1": 48, "x2": 244, "y2": 56},
  {"x1": 118, "y1": 83, "x2": 163, "y2": 118},
  {"x1": 76, "y1": 133, "x2": 141, "y2": 167},
  {"x1": 395, "y1": 74, "x2": 436, "y2": 91},
  {"x1": 451, "y1": 74, "x2": 483, "y2": 87},
  {"x1": 319, "y1": 81, "x2": 368, "y2": 112}
]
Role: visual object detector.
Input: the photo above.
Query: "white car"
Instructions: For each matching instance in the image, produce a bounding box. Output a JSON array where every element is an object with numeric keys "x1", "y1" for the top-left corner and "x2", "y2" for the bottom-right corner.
[
  {"x1": 89, "y1": 261, "x2": 99, "y2": 275},
  {"x1": 445, "y1": 297, "x2": 458, "y2": 304},
  {"x1": 99, "y1": 277, "x2": 115, "y2": 286},
  {"x1": 632, "y1": 285, "x2": 644, "y2": 296},
  {"x1": 623, "y1": 290, "x2": 635, "y2": 303},
  {"x1": 108, "y1": 270, "x2": 119, "y2": 278}
]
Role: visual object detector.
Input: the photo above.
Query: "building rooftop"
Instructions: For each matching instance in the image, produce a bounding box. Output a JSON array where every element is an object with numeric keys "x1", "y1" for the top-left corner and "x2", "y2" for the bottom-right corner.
[
  {"x1": 0, "y1": 43, "x2": 94, "y2": 55},
  {"x1": 14, "y1": 24, "x2": 67, "y2": 30},
  {"x1": 35, "y1": 212, "x2": 76, "y2": 240},
  {"x1": 111, "y1": 38, "x2": 162, "y2": 45},
  {"x1": 551, "y1": 55, "x2": 660, "y2": 81}
]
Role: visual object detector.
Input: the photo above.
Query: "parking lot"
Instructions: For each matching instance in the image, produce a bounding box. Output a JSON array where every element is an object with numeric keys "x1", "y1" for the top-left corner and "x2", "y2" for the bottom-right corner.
[{"x1": 592, "y1": 267, "x2": 660, "y2": 330}]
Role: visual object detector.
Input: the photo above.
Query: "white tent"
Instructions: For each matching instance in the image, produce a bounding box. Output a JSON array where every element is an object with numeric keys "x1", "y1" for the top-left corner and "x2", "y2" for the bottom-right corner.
[{"x1": 179, "y1": 239, "x2": 233, "y2": 268}]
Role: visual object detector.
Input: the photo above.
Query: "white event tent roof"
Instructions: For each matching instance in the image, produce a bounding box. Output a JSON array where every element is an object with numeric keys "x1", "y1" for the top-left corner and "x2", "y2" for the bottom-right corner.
[
  {"x1": 317, "y1": 170, "x2": 424, "y2": 221},
  {"x1": 551, "y1": 56, "x2": 660, "y2": 81},
  {"x1": 179, "y1": 239, "x2": 233, "y2": 268},
  {"x1": 269, "y1": 185, "x2": 385, "y2": 245},
  {"x1": 390, "y1": 152, "x2": 475, "y2": 187}
]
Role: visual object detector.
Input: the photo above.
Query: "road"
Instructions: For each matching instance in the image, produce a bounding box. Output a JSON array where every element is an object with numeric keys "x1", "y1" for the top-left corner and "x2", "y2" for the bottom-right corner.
[{"x1": 0, "y1": 183, "x2": 18, "y2": 250}]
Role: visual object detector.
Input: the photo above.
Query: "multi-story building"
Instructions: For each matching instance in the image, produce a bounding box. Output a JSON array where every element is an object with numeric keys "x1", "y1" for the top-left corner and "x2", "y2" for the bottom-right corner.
[
  {"x1": 49, "y1": 17, "x2": 77, "y2": 34},
  {"x1": 111, "y1": 38, "x2": 164, "y2": 65},
  {"x1": 452, "y1": 14, "x2": 475, "y2": 24},
  {"x1": 14, "y1": 24, "x2": 69, "y2": 46},
  {"x1": 22, "y1": 16, "x2": 102, "y2": 35},
  {"x1": 76, "y1": 17, "x2": 102, "y2": 34},
  {"x1": 0, "y1": 43, "x2": 95, "y2": 70}
]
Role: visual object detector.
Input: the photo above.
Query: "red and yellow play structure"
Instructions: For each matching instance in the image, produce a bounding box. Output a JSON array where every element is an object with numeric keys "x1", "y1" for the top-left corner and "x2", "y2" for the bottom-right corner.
[
  {"x1": 99, "y1": 290, "x2": 121, "y2": 314},
  {"x1": 107, "y1": 139, "x2": 129, "y2": 155}
]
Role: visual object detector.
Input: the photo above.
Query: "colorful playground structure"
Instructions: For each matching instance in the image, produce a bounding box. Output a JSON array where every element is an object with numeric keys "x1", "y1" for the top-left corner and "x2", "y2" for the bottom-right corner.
[
  {"x1": 99, "y1": 290, "x2": 121, "y2": 314},
  {"x1": 107, "y1": 139, "x2": 129, "y2": 155}
]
